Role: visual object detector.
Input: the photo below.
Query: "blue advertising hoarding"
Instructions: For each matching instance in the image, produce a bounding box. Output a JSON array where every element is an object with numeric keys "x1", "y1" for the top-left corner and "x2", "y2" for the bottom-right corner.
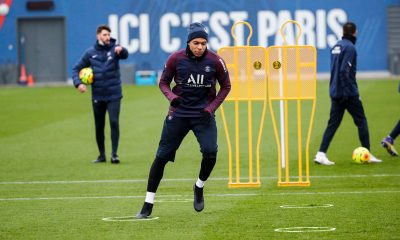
[{"x1": 0, "y1": 0, "x2": 399, "y2": 79}]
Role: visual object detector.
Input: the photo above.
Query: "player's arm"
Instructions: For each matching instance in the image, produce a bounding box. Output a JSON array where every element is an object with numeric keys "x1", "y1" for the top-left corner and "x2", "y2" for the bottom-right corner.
[
  {"x1": 115, "y1": 45, "x2": 129, "y2": 59},
  {"x1": 338, "y1": 46, "x2": 356, "y2": 95},
  {"x1": 205, "y1": 57, "x2": 231, "y2": 114},
  {"x1": 159, "y1": 54, "x2": 179, "y2": 102},
  {"x1": 72, "y1": 51, "x2": 91, "y2": 88}
]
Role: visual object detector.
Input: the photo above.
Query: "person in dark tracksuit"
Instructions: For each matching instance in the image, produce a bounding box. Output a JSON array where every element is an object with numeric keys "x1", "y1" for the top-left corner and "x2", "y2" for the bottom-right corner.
[
  {"x1": 136, "y1": 22, "x2": 231, "y2": 218},
  {"x1": 72, "y1": 25, "x2": 128, "y2": 164},
  {"x1": 314, "y1": 22, "x2": 382, "y2": 165},
  {"x1": 381, "y1": 81, "x2": 399, "y2": 156},
  {"x1": 382, "y1": 121, "x2": 400, "y2": 156}
]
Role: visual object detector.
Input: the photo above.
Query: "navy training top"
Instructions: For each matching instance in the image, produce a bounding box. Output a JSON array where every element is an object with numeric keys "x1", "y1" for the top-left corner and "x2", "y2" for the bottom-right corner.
[
  {"x1": 329, "y1": 36, "x2": 359, "y2": 99},
  {"x1": 159, "y1": 48, "x2": 231, "y2": 117}
]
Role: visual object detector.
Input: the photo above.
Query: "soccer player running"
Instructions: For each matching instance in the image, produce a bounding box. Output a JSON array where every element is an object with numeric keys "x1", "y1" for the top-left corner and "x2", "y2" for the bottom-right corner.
[
  {"x1": 72, "y1": 25, "x2": 128, "y2": 164},
  {"x1": 381, "y1": 81, "x2": 400, "y2": 156},
  {"x1": 381, "y1": 121, "x2": 400, "y2": 156},
  {"x1": 314, "y1": 22, "x2": 382, "y2": 165},
  {"x1": 136, "y1": 22, "x2": 231, "y2": 218}
]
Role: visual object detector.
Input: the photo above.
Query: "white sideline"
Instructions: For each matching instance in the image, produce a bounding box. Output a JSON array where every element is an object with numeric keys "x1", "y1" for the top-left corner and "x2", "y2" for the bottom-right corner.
[
  {"x1": 0, "y1": 174, "x2": 399, "y2": 185},
  {"x1": 0, "y1": 190, "x2": 399, "y2": 201}
]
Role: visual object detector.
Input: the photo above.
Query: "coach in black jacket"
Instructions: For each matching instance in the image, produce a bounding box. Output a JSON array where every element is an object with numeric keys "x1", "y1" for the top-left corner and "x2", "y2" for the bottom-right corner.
[
  {"x1": 314, "y1": 22, "x2": 382, "y2": 165},
  {"x1": 72, "y1": 25, "x2": 128, "y2": 164}
]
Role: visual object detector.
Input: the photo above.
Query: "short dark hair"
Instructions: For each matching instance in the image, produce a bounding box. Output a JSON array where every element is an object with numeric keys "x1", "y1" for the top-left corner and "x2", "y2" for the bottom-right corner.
[
  {"x1": 96, "y1": 25, "x2": 111, "y2": 34},
  {"x1": 343, "y1": 22, "x2": 356, "y2": 35}
]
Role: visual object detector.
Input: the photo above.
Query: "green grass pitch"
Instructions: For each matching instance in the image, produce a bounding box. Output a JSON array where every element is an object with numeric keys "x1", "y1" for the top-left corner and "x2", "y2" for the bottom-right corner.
[{"x1": 0, "y1": 79, "x2": 399, "y2": 239}]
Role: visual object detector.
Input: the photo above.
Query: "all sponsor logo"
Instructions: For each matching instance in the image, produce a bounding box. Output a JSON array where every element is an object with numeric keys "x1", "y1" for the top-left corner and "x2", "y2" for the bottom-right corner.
[
  {"x1": 186, "y1": 74, "x2": 211, "y2": 88},
  {"x1": 188, "y1": 74, "x2": 204, "y2": 84}
]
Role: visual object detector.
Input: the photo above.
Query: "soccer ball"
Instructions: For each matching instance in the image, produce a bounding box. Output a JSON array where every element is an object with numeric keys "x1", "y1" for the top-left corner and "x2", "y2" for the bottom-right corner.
[
  {"x1": 79, "y1": 67, "x2": 93, "y2": 85},
  {"x1": 352, "y1": 147, "x2": 370, "y2": 164},
  {"x1": 0, "y1": 3, "x2": 9, "y2": 16}
]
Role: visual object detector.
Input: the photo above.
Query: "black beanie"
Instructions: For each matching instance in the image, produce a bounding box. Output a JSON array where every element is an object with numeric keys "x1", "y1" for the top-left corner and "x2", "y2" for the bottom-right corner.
[{"x1": 187, "y1": 22, "x2": 208, "y2": 43}]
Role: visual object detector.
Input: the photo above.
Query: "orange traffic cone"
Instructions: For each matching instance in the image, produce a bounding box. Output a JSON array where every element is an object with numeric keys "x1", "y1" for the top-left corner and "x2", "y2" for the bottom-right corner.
[
  {"x1": 27, "y1": 74, "x2": 35, "y2": 86},
  {"x1": 18, "y1": 64, "x2": 27, "y2": 85}
]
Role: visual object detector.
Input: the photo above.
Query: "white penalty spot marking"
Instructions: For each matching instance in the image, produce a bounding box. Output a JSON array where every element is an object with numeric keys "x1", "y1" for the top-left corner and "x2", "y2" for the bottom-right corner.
[
  {"x1": 280, "y1": 203, "x2": 334, "y2": 209},
  {"x1": 275, "y1": 227, "x2": 336, "y2": 233},
  {"x1": 102, "y1": 216, "x2": 159, "y2": 222}
]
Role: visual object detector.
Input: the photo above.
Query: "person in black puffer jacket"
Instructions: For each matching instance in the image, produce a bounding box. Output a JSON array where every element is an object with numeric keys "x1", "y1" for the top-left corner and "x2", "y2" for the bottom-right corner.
[{"x1": 72, "y1": 25, "x2": 128, "y2": 164}]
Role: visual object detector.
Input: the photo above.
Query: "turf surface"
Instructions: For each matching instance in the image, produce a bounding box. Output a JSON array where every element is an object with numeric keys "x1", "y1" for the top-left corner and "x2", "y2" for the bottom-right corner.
[{"x1": 0, "y1": 79, "x2": 399, "y2": 239}]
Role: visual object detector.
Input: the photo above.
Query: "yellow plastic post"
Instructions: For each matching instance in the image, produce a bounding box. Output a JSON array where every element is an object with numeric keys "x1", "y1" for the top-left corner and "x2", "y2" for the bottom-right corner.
[
  {"x1": 218, "y1": 21, "x2": 267, "y2": 188},
  {"x1": 266, "y1": 20, "x2": 317, "y2": 186}
]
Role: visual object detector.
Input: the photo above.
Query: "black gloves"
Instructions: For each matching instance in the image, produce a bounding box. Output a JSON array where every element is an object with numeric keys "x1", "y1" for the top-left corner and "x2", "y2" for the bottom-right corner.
[
  {"x1": 200, "y1": 110, "x2": 212, "y2": 125},
  {"x1": 170, "y1": 98, "x2": 182, "y2": 108}
]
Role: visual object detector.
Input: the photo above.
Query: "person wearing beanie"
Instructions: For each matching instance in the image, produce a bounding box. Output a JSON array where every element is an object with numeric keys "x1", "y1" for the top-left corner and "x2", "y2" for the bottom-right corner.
[
  {"x1": 136, "y1": 22, "x2": 231, "y2": 218},
  {"x1": 314, "y1": 22, "x2": 382, "y2": 165},
  {"x1": 186, "y1": 22, "x2": 209, "y2": 43}
]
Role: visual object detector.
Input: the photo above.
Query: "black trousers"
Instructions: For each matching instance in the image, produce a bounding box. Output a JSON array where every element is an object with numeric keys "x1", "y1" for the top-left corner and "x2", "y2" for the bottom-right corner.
[
  {"x1": 92, "y1": 99, "x2": 121, "y2": 157},
  {"x1": 389, "y1": 121, "x2": 400, "y2": 140},
  {"x1": 146, "y1": 116, "x2": 218, "y2": 193},
  {"x1": 156, "y1": 116, "x2": 218, "y2": 161},
  {"x1": 319, "y1": 96, "x2": 370, "y2": 152}
]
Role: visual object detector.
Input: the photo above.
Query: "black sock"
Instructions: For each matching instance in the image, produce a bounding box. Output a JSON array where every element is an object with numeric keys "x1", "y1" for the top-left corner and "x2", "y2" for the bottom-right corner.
[
  {"x1": 146, "y1": 157, "x2": 169, "y2": 193},
  {"x1": 390, "y1": 121, "x2": 400, "y2": 140},
  {"x1": 199, "y1": 157, "x2": 216, "y2": 181}
]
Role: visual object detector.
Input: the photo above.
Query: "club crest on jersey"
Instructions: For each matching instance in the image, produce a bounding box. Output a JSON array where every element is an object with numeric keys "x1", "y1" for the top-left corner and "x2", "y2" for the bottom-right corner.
[{"x1": 205, "y1": 66, "x2": 211, "y2": 72}]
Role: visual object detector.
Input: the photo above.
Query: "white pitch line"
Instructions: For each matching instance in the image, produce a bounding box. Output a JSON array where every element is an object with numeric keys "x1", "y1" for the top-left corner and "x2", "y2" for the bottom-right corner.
[
  {"x1": 0, "y1": 194, "x2": 183, "y2": 201},
  {"x1": 0, "y1": 179, "x2": 148, "y2": 185},
  {"x1": 280, "y1": 204, "x2": 334, "y2": 209},
  {"x1": 102, "y1": 216, "x2": 160, "y2": 222},
  {"x1": 0, "y1": 174, "x2": 399, "y2": 185},
  {"x1": 270, "y1": 190, "x2": 400, "y2": 196},
  {"x1": 275, "y1": 227, "x2": 336, "y2": 233},
  {"x1": 0, "y1": 190, "x2": 399, "y2": 202}
]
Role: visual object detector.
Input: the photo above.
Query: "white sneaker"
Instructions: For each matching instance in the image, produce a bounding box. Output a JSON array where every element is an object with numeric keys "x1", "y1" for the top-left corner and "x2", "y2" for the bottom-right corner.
[
  {"x1": 314, "y1": 152, "x2": 335, "y2": 165},
  {"x1": 368, "y1": 153, "x2": 383, "y2": 163}
]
